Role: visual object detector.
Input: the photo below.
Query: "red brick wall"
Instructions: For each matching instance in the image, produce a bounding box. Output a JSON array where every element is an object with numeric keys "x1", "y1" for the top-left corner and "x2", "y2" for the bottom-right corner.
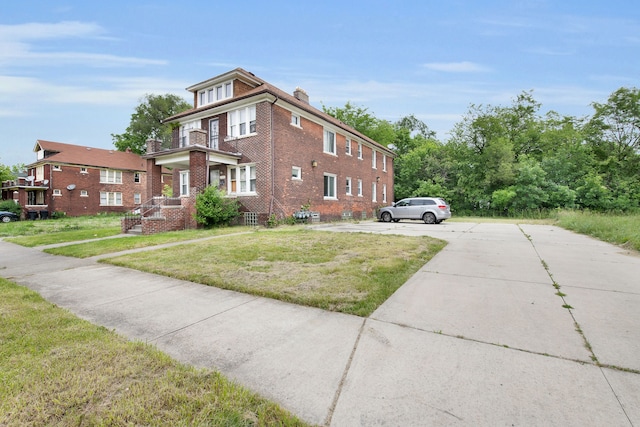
[
  {"x1": 189, "y1": 151, "x2": 208, "y2": 194},
  {"x1": 44, "y1": 165, "x2": 147, "y2": 217},
  {"x1": 270, "y1": 103, "x2": 395, "y2": 221},
  {"x1": 233, "y1": 79, "x2": 255, "y2": 97}
]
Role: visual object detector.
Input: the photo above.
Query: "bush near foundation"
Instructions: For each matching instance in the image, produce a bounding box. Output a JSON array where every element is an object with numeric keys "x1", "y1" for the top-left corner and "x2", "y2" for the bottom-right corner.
[{"x1": 194, "y1": 186, "x2": 241, "y2": 227}]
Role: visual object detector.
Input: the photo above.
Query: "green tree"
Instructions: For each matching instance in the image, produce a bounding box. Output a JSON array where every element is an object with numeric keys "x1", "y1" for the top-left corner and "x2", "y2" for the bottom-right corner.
[
  {"x1": 112, "y1": 94, "x2": 191, "y2": 154},
  {"x1": 194, "y1": 186, "x2": 241, "y2": 227},
  {"x1": 586, "y1": 87, "x2": 640, "y2": 162},
  {"x1": 0, "y1": 164, "x2": 14, "y2": 183},
  {"x1": 322, "y1": 101, "x2": 397, "y2": 147}
]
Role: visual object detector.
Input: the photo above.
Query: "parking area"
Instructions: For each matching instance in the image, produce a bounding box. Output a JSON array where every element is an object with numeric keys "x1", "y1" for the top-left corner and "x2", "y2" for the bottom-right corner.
[{"x1": 1, "y1": 221, "x2": 639, "y2": 425}]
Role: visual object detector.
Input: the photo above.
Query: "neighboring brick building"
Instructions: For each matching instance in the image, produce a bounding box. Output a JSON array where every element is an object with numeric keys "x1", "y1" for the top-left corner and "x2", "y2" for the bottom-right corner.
[
  {"x1": 142, "y1": 68, "x2": 395, "y2": 231},
  {"x1": 1, "y1": 140, "x2": 168, "y2": 218}
]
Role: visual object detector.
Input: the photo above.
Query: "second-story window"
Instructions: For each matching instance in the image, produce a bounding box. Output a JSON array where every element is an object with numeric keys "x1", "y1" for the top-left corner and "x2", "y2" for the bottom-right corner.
[
  {"x1": 100, "y1": 169, "x2": 122, "y2": 184},
  {"x1": 324, "y1": 129, "x2": 336, "y2": 155},
  {"x1": 346, "y1": 138, "x2": 351, "y2": 155},
  {"x1": 372, "y1": 149, "x2": 377, "y2": 169},
  {"x1": 228, "y1": 105, "x2": 256, "y2": 137},
  {"x1": 357, "y1": 142, "x2": 363, "y2": 159}
]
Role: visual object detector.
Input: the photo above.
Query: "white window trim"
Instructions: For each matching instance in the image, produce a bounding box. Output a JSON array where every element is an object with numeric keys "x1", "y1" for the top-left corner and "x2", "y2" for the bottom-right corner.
[
  {"x1": 80, "y1": 167, "x2": 88, "y2": 174},
  {"x1": 292, "y1": 166, "x2": 302, "y2": 180},
  {"x1": 53, "y1": 165, "x2": 62, "y2": 171},
  {"x1": 227, "y1": 164, "x2": 257, "y2": 195},
  {"x1": 372, "y1": 182, "x2": 377, "y2": 202},
  {"x1": 323, "y1": 129, "x2": 337, "y2": 155},
  {"x1": 345, "y1": 138, "x2": 352, "y2": 156},
  {"x1": 291, "y1": 113, "x2": 301, "y2": 128},
  {"x1": 197, "y1": 80, "x2": 233, "y2": 107},
  {"x1": 323, "y1": 173, "x2": 337, "y2": 200},
  {"x1": 383, "y1": 154, "x2": 387, "y2": 172},
  {"x1": 179, "y1": 170, "x2": 190, "y2": 196},
  {"x1": 80, "y1": 190, "x2": 88, "y2": 197},
  {"x1": 179, "y1": 120, "x2": 200, "y2": 147},
  {"x1": 346, "y1": 177, "x2": 352, "y2": 195},
  {"x1": 227, "y1": 105, "x2": 257, "y2": 138},
  {"x1": 100, "y1": 169, "x2": 122, "y2": 184},
  {"x1": 357, "y1": 179, "x2": 363, "y2": 197},
  {"x1": 357, "y1": 142, "x2": 363, "y2": 159},
  {"x1": 383, "y1": 184, "x2": 387, "y2": 203},
  {"x1": 53, "y1": 189, "x2": 62, "y2": 196},
  {"x1": 372, "y1": 150, "x2": 377, "y2": 169},
  {"x1": 100, "y1": 191, "x2": 122, "y2": 206}
]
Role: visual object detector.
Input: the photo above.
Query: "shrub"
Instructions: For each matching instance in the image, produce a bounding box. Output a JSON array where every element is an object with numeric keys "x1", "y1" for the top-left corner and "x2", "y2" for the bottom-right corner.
[
  {"x1": 0, "y1": 200, "x2": 21, "y2": 216},
  {"x1": 194, "y1": 186, "x2": 240, "y2": 227}
]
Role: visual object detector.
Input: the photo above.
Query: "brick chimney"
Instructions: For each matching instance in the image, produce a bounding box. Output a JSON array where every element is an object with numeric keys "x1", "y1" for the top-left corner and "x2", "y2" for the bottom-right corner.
[{"x1": 293, "y1": 87, "x2": 309, "y2": 104}]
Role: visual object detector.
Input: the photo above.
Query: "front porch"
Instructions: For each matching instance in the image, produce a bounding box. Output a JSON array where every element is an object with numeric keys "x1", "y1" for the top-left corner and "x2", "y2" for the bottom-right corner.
[
  {"x1": 130, "y1": 131, "x2": 242, "y2": 234},
  {"x1": 1, "y1": 176, "x2": 49, "y2": 219}
]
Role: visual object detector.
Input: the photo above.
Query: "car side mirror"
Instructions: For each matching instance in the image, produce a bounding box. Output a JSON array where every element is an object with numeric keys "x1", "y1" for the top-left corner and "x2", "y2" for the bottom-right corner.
[{"x1": 391, "y1": 202, "x2": 396, "y2": 207}]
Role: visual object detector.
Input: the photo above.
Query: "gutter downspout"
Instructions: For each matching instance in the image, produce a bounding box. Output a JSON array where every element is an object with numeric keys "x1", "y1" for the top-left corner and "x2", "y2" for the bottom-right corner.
[{"x1": 269, "y1": 95, "x2": 279, "y2": 217}]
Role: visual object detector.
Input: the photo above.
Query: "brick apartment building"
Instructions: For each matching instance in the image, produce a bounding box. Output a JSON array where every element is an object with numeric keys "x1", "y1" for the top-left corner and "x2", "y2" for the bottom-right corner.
[
  {"x1": 1, "y1": 140, "x2": 166, "y2": 218},
  {"x1": 140, "y1": 68, "x2": 395, "y2": 233}
]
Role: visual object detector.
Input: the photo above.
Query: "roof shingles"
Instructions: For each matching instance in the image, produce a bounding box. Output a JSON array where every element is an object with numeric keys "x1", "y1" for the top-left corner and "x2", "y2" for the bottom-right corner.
[{"x1": 31, "y1": 140, "x2": 146, "y2": 171}]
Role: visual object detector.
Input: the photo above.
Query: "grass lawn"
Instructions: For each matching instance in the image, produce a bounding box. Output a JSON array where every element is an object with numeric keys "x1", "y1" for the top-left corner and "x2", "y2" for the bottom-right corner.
[
  {"x1": 104, "y1": 228, "x2": 446, "y2": 317},
  {"x1": 2, "y1": 214, "x2": 123, "y2": 246},
  {"x1": 42, "y1": 226, "x2": 255, "y2": 258},
  {"x1": 0, "y1": 278, "x2": 307, "y2": 426}
]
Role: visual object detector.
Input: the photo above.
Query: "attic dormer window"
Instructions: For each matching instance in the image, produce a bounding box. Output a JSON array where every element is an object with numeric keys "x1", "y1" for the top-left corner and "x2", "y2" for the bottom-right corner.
[{"x1": 198, "y1": 80, "x2": 233, "y2": 107}]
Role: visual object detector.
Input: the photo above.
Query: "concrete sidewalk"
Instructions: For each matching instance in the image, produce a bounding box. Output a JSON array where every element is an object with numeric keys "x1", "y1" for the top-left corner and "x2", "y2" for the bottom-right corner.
[{"x1": 1, "y1": 222, "x2": 639, "y2": 426}]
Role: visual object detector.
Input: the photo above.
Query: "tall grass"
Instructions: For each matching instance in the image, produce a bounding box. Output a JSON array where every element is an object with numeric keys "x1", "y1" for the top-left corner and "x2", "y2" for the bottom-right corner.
[{"x1": 555, "y1": 210, "x2": 640, "y2": 251}]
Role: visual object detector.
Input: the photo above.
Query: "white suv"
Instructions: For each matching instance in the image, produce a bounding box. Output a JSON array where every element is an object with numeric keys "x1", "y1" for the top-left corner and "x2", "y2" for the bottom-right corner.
[{"x1": 377, "y1": 197, "x2": 451, "y2": 224}]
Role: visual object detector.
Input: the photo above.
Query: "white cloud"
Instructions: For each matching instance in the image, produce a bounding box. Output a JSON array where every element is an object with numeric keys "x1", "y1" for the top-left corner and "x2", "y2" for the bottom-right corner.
[
  {"x1": 0, "y1": 74, "x2": 190, "y2": 117},
  {"x1": 0, "y1": 21, "x2": 103, "y2": 40},
  {"x1": 0, "y1": 21, "x2": 165, "y2": 69},
  {"x1": 422, "y1": 62, "x2": 490, "y2": 73}
]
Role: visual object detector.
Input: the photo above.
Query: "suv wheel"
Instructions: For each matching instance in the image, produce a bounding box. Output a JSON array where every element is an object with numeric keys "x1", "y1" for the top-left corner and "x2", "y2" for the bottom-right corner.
[
  {"x1": 423, "y1": 212, "x2": 436, "y2": 224},
  {"x1": 381, "y1": 211, "x2": 392, "y2": 222}
]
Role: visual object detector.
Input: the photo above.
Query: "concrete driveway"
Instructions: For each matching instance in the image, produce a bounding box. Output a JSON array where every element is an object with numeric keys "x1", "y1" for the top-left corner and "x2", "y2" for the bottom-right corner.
[{"x1": 1, "y1": 221, "x2": 639, "y2": 426}]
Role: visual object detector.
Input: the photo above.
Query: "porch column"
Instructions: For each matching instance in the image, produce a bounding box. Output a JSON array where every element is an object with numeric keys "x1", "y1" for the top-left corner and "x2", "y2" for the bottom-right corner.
[
  {"x1": 146, "y1": 159, "x2": 163, "y2": 199},
  {"x1": 189, "y1": 150, "x2": 208, "y2": 194}
]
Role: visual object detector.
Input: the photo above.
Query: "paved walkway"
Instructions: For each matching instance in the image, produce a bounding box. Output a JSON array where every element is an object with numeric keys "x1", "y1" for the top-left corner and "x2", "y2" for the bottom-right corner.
[{"x1": 1, "y1": 222, "x2": 639, "y2": 426}]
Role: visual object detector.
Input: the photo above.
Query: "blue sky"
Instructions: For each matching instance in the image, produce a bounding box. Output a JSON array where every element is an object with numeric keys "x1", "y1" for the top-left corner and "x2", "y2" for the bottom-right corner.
[{"x1": 1, "y1": 0, "x2": 638, "y2": 168}]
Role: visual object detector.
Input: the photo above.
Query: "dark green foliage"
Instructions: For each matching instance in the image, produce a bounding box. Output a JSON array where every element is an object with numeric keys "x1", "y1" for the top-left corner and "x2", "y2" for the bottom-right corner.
[
  {"x1": 194, "y1": 186, "x2": 241, "y2": 227},
  {"x1": 324, "y1": 87, "x2": 640, "y2": 215},
  {"x1": 0, "y1": 200, "x2": 21, "y2": 215},
  {"x1": 112, "y1": 94, "x2": 191, "y2": 154}
]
